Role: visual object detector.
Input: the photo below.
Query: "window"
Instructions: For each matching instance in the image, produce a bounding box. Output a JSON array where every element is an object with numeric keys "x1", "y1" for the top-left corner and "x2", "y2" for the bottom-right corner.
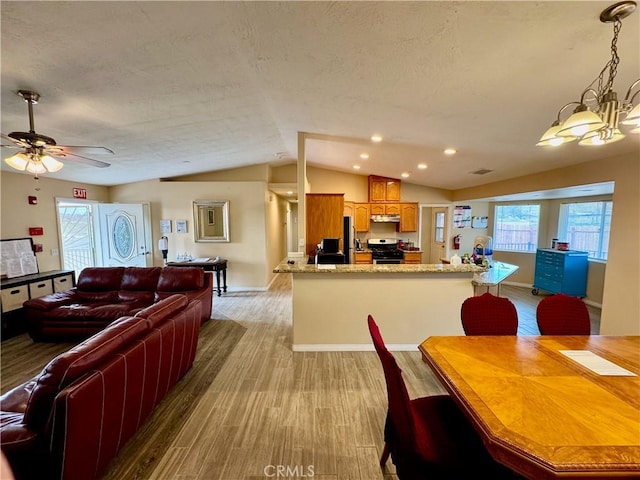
[
  {"x1": 493, "y1": 204, "x2": 540, "y2": 252},
  {"x1": 558, "y1": 201, "x2": 611, "y2": 260}
]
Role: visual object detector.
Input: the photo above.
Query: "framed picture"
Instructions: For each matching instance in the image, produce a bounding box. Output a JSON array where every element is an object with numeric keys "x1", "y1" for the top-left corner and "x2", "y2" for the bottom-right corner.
[
  {"x1": 176, "y1": 219, "x2": 188, "y2": 233},
  {"x1": 471, "y1": 216, "x2": 488, "y2": 229},
  {"x1": 160, "y1": 219, "x2": 172, "y2": 234}
]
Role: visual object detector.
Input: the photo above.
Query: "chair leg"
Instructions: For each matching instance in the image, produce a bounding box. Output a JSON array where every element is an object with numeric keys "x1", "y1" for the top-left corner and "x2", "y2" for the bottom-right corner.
[{"x1": 380, "y1": 443, "x2": 390, "y2": 466}]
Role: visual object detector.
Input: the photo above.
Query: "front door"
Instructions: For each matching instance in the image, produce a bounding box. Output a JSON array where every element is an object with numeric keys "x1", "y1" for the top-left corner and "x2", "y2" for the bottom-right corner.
[
  {"x1": 97, "y1": 203, "x2": 150, "y2": 267},
  {"x1": 429, "y1": 207, "x2": 447, "y2": 263}
]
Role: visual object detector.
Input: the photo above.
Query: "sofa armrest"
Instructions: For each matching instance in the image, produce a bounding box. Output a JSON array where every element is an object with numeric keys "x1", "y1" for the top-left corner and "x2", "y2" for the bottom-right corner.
[{"x1": 23, "y1": 290, "x2": 78, "y2": 311}]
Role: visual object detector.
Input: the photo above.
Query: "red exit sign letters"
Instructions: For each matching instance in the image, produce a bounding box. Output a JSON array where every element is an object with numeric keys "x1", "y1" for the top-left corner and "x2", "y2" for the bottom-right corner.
[{"x1": 73, "y1": 188, "x2": 87, "y2": 199}]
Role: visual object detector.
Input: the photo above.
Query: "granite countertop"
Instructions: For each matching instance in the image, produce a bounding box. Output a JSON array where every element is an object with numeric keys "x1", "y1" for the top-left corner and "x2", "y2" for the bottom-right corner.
[{"x1": 273, "y1": 259, "x2": 486, "y2": 274}]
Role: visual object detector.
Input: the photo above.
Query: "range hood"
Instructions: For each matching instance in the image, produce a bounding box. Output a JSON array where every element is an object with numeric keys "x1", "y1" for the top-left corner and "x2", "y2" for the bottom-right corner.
[{"x1": 370, "y1": 214, "x2": 400, "y2": 223}]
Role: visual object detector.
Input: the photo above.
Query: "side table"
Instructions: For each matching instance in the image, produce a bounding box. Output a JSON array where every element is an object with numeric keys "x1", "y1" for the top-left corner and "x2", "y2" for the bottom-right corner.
[{"x1": 166, "y1": 259, "x2": 228, "y2": 297}]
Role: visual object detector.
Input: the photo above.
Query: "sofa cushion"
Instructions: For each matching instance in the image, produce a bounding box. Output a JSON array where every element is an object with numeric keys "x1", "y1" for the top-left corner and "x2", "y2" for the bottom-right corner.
[
  {"x1": 120, "y1": 267, "x2": 162, "y2": 291},
  {"x1": 156, "y1": 267, "x2": 204, "y2": 292},
  {"x1": 75, "y1": 267, "x2": 125, "y2": 303},
  {"x1": 23, "y1": 316, "x2": 149, "y2": 431},
  {"x1": 0, "y1": 413, "x2": 37, "y2": 452},
  {"x1": 76, "y1": 267, "x2": 125, "y2": 291},
  {"x1": 135, "y1": 294, "x2": 188, "y2": 327}
]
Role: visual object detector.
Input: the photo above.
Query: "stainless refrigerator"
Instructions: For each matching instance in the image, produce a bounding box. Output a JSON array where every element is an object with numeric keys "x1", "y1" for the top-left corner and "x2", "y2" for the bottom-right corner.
[{"x1": 343, "y1": 216, "x2": 355, "y2": 264}]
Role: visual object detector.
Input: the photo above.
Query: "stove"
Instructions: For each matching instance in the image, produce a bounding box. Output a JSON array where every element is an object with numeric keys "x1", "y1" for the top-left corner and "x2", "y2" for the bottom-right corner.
[{"x1": 367, "y1": 238, "x2": 403, "y2": 264}]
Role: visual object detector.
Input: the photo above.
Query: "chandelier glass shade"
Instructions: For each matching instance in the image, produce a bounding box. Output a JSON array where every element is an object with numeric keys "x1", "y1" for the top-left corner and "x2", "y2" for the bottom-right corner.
[
  {"x1": 4, "y1": 151, "x2": 64, "y2": 174},
  {"x1": 538, "y1": 1, "x2": 640, "y2": 147}
]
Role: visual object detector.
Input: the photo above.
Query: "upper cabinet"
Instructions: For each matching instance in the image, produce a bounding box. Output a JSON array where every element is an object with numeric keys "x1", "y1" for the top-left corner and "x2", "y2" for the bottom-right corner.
[
  {"x1": 354, "y1": 203, "x2": 370, "y2": 232},
  {"x1": 370, "y1": 203, "x2": 400, "y2": 215},
  {"x1": 399, "y1": 203, "x2": 418, "y2": 232},
  {"x1": 344, "y1": 201, "x2": 355, "y2": 218},
  {"x1": 369, "y1": 175, "x2": 401, "y2": 202}
]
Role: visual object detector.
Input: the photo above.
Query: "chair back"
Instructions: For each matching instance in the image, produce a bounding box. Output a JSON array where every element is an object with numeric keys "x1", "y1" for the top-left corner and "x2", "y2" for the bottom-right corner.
[
  {"x1": 460, "y1": 292, "x2": 518, "y2": 335},
  {"x1": 367, "y1": 315, "x2": 416, "y2": 449},
  {"x1": 536, "y1": 293, "x2": 590, "y2": 335}
]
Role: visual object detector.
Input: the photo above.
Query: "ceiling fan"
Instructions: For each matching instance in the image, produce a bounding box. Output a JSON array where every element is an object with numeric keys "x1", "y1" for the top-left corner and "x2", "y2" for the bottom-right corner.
[{"x1": 1, "y1": 90, "x2": 113, "y2": 176}]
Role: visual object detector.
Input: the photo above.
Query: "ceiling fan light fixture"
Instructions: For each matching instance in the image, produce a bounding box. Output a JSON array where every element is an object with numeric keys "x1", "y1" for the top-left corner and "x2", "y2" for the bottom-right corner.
[
  {"x1": 40, "y1": 154, "x2": 64, "y2": 172},
  {"x1": 25, "y1": 159, "x2": 47, "y2": 175},
  {"x1": 5, "y1": 152, "x2": 29, "y2": 171}
]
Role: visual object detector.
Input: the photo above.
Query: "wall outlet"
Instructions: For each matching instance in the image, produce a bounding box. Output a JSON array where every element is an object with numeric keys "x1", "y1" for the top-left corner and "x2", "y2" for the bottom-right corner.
[
  {"x1": 51, "y1": 248, "x2": 59, "y2": 256},
  {"x1": 299, "y1": 238, "x2": 305, "y2": 247}
]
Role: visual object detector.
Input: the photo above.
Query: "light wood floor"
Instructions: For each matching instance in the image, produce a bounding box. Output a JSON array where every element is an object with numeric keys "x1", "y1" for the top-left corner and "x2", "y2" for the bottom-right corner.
[{"x1": 1, "y1": 277, "x2": 601, "y2": 480}]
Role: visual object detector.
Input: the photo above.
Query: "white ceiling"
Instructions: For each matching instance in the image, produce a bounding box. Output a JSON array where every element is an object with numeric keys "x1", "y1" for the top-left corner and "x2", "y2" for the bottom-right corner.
[{"x1": 1, "y1": 1, "x2": 639, "y2": 193}]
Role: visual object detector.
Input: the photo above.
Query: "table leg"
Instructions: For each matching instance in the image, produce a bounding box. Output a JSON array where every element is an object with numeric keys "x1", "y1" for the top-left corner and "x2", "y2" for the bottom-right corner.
[
  {"x1": 222, "y1": 268, "x2": 227, "y2": 293},
  {"x1": 215, "y1": 269, "x2": 222, "y2": 297}
]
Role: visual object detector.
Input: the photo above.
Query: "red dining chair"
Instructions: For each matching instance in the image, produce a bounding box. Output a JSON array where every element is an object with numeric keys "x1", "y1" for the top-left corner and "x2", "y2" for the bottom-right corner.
[
  {"x1": 367, "y1": 315, "x2": 516, "y2": 479},
  {"x1": 460, "y1": 292, "x2": 518, "y2": 335},
  {"x1": 536, "y1": 293, "x2": 591, "y2": 335}
]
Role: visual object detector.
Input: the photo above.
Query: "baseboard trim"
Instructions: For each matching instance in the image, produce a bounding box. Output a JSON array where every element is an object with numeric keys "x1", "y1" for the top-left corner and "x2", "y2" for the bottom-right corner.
[{"x1": 292, "y1": 344, "x2": 419, "y2": 352}]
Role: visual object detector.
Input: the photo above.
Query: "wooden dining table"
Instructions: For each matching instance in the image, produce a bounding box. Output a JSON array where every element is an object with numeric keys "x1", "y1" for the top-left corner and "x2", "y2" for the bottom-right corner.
[{"x1": 418, "y1": 335, "x2": 640, "y2": 479}]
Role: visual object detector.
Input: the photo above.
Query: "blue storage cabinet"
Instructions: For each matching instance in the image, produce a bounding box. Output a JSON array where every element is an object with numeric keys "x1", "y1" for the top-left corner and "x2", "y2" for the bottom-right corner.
[{"x1": 533, "y1": 249, "x2": 588, "y2": 297}]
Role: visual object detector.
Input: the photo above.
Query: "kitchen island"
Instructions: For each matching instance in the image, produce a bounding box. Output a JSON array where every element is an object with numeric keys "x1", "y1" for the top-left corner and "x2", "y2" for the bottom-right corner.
[{"x1": 274, "y1": 259, "x2": 493, "y2": 351}]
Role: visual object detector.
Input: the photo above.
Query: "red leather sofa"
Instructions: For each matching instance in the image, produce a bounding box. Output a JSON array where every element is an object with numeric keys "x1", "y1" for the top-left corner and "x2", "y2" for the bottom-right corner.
[
  {"x1": 1, "y1": 294, "x2": 201, "y2": 480},
  {"x1": 24, "y1": 266, "x2": 213, "y2": 341}
]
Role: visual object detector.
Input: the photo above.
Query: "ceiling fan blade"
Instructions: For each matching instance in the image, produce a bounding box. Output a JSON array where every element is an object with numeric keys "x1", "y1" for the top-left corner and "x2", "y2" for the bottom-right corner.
[
  {"x1": 46, "y1": 145, "x2": 114, "y2": 156},
  {"x1": 1, "y1": 133, "x2": 29, "y2": 148},
  {"x1": 49, "y1": 151, "x2": 111, "y2": 168}
]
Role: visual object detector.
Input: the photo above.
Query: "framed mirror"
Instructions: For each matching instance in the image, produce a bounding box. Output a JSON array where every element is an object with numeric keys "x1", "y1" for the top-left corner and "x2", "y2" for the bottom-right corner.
[{"x1": 193, "y1": 200, "x2": 230, "y2": 242}]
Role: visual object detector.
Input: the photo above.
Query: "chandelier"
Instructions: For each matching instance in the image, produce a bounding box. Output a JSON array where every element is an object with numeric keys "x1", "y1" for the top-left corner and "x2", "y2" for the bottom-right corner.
[{"x1": 537, "y1": 1, "x2": 640, "y2": 147}]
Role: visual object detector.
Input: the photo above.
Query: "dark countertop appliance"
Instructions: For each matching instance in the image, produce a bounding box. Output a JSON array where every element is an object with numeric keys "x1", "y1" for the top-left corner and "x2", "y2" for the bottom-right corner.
[
  {"x1": 322, "y1": 238, "x2": 340, "y2": 254},
  {"x1": 367, "y1": 238, "x2": 403, "y2": 264}
]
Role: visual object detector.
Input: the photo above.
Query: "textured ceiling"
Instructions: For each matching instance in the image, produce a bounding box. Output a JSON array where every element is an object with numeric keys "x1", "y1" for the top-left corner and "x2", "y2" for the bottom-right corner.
[{"x1": 1, "y1": 1, "x2": 639, "y2": 190}]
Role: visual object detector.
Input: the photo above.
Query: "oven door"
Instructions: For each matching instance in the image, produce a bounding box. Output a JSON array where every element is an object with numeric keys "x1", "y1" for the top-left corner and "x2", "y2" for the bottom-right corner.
[{"x1": 373, "y1": 258, "x2": 403, "y2": 265}]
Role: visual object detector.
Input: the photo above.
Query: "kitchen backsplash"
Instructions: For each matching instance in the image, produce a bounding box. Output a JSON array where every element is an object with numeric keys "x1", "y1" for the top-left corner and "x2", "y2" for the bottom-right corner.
[{"x1": 358, "y1": 223, "x2": 418, "y2": 245}]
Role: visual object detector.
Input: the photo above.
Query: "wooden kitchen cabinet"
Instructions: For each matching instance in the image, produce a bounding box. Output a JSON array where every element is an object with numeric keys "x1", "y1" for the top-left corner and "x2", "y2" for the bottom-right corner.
[
  {"x1": 370, "y1": 204, "x2": 384, "y2": 215},
  {"x1": 402, "y1": 251, "x2": 422, "y2": 264},
  {"x1": 306, "y1": 193, "x2": 344, "y2": 256},
  {"x1": 343, "y1": 201, "x2": 355, "y2": 218},
  {"x1": 399, "y1": 203, "x2": 418, "y2": 232},
  {"x1": 370, "y1": 203, "x2": 400, "y2": 215},
  {"x1": 369, "y1": 175, "x2": 401, "y2": 202},
  {"x1": 385, "y1": 203, "x2": 400, "y2": 215},
  {"x1": 354, "y1": 203, "x2": 370, "y2": 232},
  {"x1": 354, "y1": 251, "x2": 373, "y2": 264}
]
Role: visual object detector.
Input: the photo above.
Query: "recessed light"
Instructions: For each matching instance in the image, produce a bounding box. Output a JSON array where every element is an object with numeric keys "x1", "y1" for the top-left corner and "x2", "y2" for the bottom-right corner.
[
  {"x1": 401, "y1": 172, "x2": 410, "y2": 178},
  {"x1": 444, "y1": 148, "x2": 457, "y2": 155},
  {"x1": 360, "y1": 153, "x2": 369, "y2": 159},
  {"x1": 371, "y1": 134, "x2": 383, "y2": 143},
  {"x1": 418, "y1": 163, "x2": 427, "y2": 169},
  {"x1": 287, "y1": 191, "x2": 293, "y2": 195},
  {"x1": 353, "y1": 165, "x2": 361, "y2": 170}
]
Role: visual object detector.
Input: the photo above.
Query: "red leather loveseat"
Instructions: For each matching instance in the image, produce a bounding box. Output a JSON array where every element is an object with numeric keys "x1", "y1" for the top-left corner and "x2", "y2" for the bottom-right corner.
[
  {"x1": 23, "y1": 266, "x2": 212, "y2": 341},
  {"x1": 1, "y1": 294, "x2": 201, "y2": 480}
]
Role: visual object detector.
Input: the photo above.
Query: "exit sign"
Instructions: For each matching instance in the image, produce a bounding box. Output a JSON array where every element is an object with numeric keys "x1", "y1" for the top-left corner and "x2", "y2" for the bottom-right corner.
[{"x1": 73, "y1": 188, "x2": 87, "y2": 199}]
